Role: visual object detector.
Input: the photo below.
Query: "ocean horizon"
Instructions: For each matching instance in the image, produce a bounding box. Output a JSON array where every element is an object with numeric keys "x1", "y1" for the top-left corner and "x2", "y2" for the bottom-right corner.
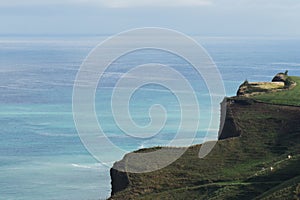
[{"x1": 1, "y1": 35, "x2": 300, "y2": 200}]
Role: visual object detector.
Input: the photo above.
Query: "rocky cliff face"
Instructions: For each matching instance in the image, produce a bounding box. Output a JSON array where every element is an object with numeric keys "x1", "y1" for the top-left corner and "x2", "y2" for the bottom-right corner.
[
  {"x1": 218, "y1": 98, "x2": 244, "y2": 140},
  {"x1": 272, "y1": 73, "x2": 287, "y2": 82},
  {"x1": 109, "y1": 97, "x2": 300, "y2": 199},
  {"x1": 110, "y1": 98, "x2": 248, "y2": 197},
  {"x1": 110, "y1": 166, "x2": 129, "y2": 196}
]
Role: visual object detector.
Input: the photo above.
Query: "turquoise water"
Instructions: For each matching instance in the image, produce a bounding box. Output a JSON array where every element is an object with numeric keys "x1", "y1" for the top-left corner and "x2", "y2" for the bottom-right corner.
[{"x1": 1, "y1": 36, "x2": 300, "y2": 200}]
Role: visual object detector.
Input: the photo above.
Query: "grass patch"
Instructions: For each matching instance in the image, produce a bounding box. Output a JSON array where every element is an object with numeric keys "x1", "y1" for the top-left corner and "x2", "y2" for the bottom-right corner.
[
  {"x1": 110, "y1": 76, "x2": 300, "y2": 200},
  {"x1": 255, "y1": 175, "x2": 300, "y2": 200},
  {"x1": 253, "y1": 76, "x2": 300, "y2": 106}
]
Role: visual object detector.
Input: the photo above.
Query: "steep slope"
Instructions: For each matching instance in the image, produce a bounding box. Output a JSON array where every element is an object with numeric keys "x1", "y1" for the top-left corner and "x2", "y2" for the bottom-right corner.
[{"x1": 109, "y1": 76, "x2": 300, "y2": 200}]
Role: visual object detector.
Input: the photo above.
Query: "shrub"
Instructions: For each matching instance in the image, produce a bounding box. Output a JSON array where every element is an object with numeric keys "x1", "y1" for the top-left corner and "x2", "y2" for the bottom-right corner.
[{"x1": 284, "y1": 77, "x2": 294, "y2": 88}]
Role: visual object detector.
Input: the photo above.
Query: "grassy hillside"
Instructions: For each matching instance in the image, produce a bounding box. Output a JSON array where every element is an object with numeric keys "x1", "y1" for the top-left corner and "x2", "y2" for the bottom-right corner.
[
  {"x1": 110, "y1": 98, "x2": 300, "y2": 199},
  {"x1": 253, "y1": 76, "x2": 300, "y2": 106}
]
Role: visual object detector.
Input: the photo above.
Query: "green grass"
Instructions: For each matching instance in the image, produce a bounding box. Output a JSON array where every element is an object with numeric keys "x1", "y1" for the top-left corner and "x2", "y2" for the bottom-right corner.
[
  {"x1": 110, "y1": 101, "x2": 300, "y2": 199},
  {"x1": 253, "y1": 76, "x2": 300, "y2": 106},
  {"x1": 254, "y1": 175, "x2": 300, "y2": 200},
  {"x1": 109, "y1": 76, "x2": 300, "y2": 200}
]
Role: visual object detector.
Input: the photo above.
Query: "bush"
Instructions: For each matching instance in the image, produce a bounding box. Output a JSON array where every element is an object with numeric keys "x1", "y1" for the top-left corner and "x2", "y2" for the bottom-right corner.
[{"x1": 284, "y1": 77, "x2": 294, "y2": 88}]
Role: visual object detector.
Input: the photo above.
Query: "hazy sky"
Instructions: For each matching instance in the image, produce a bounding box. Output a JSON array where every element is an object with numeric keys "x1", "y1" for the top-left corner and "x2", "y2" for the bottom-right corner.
[{"x1": 1, "y1": 0, "x2": 300, "y2": 36}]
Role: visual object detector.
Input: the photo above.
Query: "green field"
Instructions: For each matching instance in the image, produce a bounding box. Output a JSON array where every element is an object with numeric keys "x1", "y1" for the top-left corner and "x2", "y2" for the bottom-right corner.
[
  {"x1": 110, "y1": 95, "x2": 300, "y2": 200},
  {"x1": 253, "y1": 76, "x2": 300, "y2": 106}
]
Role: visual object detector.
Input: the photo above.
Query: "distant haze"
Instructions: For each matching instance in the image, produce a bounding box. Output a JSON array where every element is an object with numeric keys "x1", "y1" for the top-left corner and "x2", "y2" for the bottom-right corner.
[{"x1": 0, "y1": 0, "x2": 300, "y2": 36}]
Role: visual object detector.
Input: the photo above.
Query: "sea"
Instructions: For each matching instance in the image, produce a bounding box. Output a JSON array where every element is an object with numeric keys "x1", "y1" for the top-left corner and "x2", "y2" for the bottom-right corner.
[{"x1": 1, "y1": 35, "x2": 300, "y2": 200}]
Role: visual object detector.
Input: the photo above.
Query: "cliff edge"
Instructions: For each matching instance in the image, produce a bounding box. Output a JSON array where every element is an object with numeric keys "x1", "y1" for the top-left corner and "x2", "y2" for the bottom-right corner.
[{"x1": 109, "y1": 74, "x2": 300, "y2": 200}]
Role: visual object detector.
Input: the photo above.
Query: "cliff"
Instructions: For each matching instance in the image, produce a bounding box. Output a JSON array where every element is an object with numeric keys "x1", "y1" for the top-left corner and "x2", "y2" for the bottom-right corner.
[
  {"x1": 109, "y1": 75, "x2": 300, "y2": 200},
  {"x1": 236, "y1": 73, "x2": 295, "y2": 97},
  {"x1": 110, "y1": 165, "x2": 130, "y2": 195}
]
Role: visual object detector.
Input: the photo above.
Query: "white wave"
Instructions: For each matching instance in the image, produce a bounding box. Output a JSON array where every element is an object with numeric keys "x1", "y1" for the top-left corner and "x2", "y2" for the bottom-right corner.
[
  {"x1": 71, "y1": 163, "x2": 94, "y2": 169},
  {"x1": 35, "y1": 132, "x2": 77, "y2": 137},
  {"x1": 100, "y1": 161, "x2": 115, "y2": 166},
  {"x1": 71, "y1": 163, "x2": 105, "y2": 170},
  {"x1": 27, "y1": 122, "x2": 51, "y2": 126},
  {"x1": 138, "y1": 143, "x2": 145, "y2": 149}
]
